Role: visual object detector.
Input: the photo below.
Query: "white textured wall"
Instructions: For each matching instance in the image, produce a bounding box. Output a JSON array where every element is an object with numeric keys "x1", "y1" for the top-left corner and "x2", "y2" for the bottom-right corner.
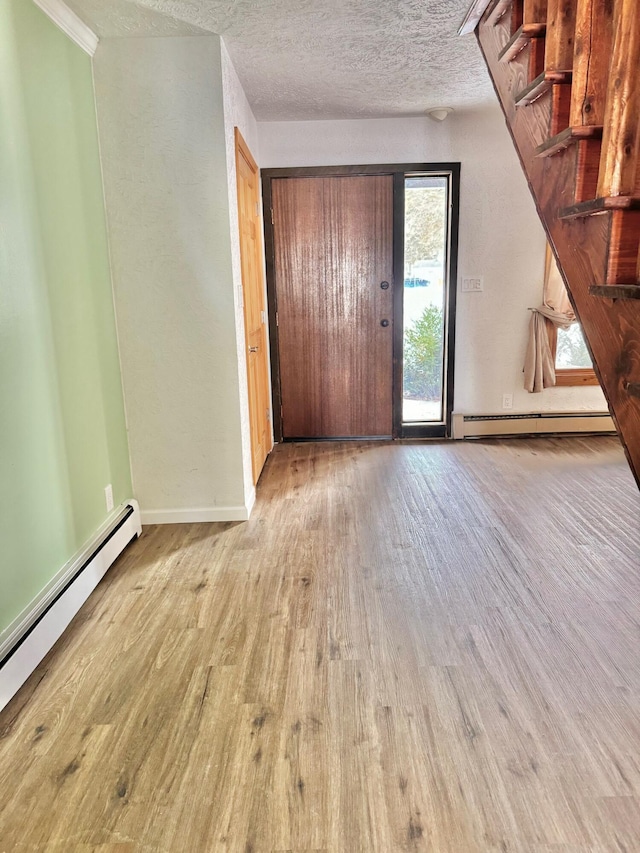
[
  {"x1": 94, "y1": 35, "x2": 250, "y2": 520},
  {"x1": 258, "y1": 111, "x2": 608, "y2": 414},
  {"x1": 220, "y1": 40, "x2": 267, "y2": 502}
]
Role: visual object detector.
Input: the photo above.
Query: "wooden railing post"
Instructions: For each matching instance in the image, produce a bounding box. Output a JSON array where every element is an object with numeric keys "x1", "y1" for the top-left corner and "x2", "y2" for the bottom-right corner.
[
  {"x1": 511, "y1": 0, "x2": 524, "y2": 34},
  {"x1": 524, "y1": 0, "x2": 548, "y2": 24},
  {"x1": 570, "y1": 0, "x2": 614, "y2": 128},
  {"x1": 544, "y1": 0, "x2": 576, "y2": 74},
  {"x1": 597, "y1": 0, "x2": 640, "y2": 198}
]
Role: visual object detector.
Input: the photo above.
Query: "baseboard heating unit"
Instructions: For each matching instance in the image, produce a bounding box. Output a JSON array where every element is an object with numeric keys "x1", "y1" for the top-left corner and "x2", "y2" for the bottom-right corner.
[
  {"x1": 452, "y1": 411, "x2": 615, "y2": 439},
  {"x1": 0, "y1": 500, "x2": 141, "y2": 713}
]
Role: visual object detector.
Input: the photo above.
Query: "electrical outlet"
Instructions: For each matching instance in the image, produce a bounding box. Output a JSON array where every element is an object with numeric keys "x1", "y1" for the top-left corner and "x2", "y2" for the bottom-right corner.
[
  {"x1": 502, "y1": 393, "x2": 513, "y2": 410},
  {"x1": 462, "y1": 276, "x2": 484, "y2": 292},
  {"x1": 105, "y1": 484, "x2": 114, "y2": 513}
]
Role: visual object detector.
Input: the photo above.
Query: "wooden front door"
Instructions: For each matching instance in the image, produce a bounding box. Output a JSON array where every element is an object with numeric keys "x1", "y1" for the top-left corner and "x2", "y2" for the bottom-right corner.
[
  {"x1": 272, "y1": 175, "x2": 394, "y2": 438},
  {"x1": 235, "y1": 129, "x2": 272, "y2": 483}
]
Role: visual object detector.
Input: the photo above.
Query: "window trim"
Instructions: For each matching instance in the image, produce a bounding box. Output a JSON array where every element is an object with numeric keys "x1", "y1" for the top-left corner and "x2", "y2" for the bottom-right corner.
[
  {"x1": 396, "y1": 167, "x2": 460, "y2": 437},
  {"x1": 555, "y1": 369, "x2": 600, "y2": 387}
]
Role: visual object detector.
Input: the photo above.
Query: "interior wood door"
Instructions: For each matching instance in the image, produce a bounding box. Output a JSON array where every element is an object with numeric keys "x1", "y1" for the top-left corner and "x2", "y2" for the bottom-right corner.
[
  {"x1": 235, "y1": 129, "x2": 273, "y2": 483},
  {"x1": 273, "y1": 175, "x2": 394, "y2": 438}
]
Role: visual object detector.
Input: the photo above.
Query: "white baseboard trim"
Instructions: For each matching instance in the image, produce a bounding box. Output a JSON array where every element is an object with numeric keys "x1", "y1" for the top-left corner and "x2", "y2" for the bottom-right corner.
[
  {"x1": 452, "y1": 411, "x2": 615, "y2": 439},
  {"x1": 245, "y1": 486, "x2": 256, "y2": 518},
  {"x1": 0, "y1": 500, "x2": 140, "y2": 713},
  {"x1": 140, "y1": 498, "x2": 255, "y2": 526},
  {"x1": 32, "y1": 0, "x2": 98, "y2": 56}
]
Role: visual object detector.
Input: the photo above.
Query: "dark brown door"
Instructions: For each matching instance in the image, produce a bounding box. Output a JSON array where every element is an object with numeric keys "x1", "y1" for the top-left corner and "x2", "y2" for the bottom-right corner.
[{"x1": 273, "y1": 175, "x2": 394, "y2": 438}]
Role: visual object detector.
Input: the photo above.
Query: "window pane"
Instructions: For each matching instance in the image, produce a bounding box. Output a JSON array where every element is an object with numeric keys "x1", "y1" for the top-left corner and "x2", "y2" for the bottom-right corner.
[
  {"x1": 402, "y1": 176, "x2": 447, "y2": 423},
  {"x1": 556, "y1": 324, "x2": 592, "y2": 369}
]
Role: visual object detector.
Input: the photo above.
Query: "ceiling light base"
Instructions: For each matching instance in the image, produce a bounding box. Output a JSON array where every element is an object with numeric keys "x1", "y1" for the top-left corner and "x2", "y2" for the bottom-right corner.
[{"x1": 426, "y1": 107, "x2": 454, "y2": 122}]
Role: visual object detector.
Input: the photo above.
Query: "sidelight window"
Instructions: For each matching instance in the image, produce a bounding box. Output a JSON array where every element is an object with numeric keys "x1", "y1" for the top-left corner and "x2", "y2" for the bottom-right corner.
[{"x1": 401, "y1": 175, "x2": 451, "y2": 425}]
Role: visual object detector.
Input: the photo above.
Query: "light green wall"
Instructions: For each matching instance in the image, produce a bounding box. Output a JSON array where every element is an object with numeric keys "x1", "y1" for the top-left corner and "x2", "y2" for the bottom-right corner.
[{"x1": 0, "y1": 0, "x2": 132, "y2": 635}]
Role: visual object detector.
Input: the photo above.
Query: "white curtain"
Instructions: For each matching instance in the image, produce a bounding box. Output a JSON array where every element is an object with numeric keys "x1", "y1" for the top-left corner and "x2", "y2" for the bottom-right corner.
[{"x1": 524, "y1": 246, "x2": 575, "y2": 393}]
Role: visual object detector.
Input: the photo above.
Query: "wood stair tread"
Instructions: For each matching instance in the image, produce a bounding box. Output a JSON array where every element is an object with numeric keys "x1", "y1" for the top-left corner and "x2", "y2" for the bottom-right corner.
[
  {"x1": 536, "y1": 125, "x2": 603, "y2": 158},
  {"x1": 590, "y1": 285, "x2": 640, "y2": 300},
  {"x1": 559, "y1": 197, "x2": 640, "y2": 220},
  {"x1": 499, "y1": 23, "x2": 546, "y2": 62},
  {"x1": 515, "y1": 70, "x2": 572, "y2": 107}
]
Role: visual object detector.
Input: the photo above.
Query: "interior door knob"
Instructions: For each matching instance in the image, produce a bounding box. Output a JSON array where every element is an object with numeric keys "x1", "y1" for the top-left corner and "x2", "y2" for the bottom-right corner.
[{"x1": 380, "y1": 319, "x2": 390, "y2": 327}]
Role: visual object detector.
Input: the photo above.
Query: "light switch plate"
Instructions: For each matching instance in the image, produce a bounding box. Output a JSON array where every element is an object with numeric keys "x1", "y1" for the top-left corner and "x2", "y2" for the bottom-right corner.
[{"x1": 462, "y1": 277, "x2": 484, "y2": 292}]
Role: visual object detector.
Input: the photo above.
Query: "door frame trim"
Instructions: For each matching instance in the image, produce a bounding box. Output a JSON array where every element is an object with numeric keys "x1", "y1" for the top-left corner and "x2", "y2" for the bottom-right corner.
[
  {"x1": 235, "y1": 128, "x2": 273, "y2": 482},
  {"x1": 261, "y1": 163, "x2": 461, "y2": 441}
]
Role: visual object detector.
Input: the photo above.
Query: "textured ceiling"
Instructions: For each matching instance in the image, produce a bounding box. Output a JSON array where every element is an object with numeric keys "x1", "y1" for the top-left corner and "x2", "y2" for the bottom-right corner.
[
  {"x1": 64, "y1": 0, "x2": 207, "y2": 37},
  {"x1": 67, "y1": 0, "x2": 493, "y2": 120}
]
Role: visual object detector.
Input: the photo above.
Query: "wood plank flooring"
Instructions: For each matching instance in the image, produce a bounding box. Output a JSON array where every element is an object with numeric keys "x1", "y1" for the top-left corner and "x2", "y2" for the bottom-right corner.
[{"x1": 1, "y1": 437, "x2": 640, "y2": 852}]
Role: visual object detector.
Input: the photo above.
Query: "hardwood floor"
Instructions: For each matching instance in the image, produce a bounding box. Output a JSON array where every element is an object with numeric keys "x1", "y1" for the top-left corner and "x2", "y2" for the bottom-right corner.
[{"x1": 1, "y1": 437, "x2": 640, "y2": 852}]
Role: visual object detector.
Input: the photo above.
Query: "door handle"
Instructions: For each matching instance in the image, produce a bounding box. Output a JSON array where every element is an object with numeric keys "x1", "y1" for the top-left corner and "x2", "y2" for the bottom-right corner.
[
  {"x1": 249, "y1": 346, "x2": 259, "y2": 353},
  {"x1": 380, "y1": 319, "x2": 390, "y2": 328}
]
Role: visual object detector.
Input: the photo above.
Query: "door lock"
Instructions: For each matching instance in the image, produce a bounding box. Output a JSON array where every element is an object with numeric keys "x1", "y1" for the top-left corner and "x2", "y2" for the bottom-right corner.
[
  {"x1": 380, "y1": 319, "x2": 390, "y2": 327},
  {"x1": 380, "y1": 281, "x2": 390, "y2": 290}
]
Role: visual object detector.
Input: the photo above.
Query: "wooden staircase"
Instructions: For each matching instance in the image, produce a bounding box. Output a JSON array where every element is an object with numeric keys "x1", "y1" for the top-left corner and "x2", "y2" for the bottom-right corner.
[{"x1": 460, "y1": 0, "x2": 640, "y2": 489}]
